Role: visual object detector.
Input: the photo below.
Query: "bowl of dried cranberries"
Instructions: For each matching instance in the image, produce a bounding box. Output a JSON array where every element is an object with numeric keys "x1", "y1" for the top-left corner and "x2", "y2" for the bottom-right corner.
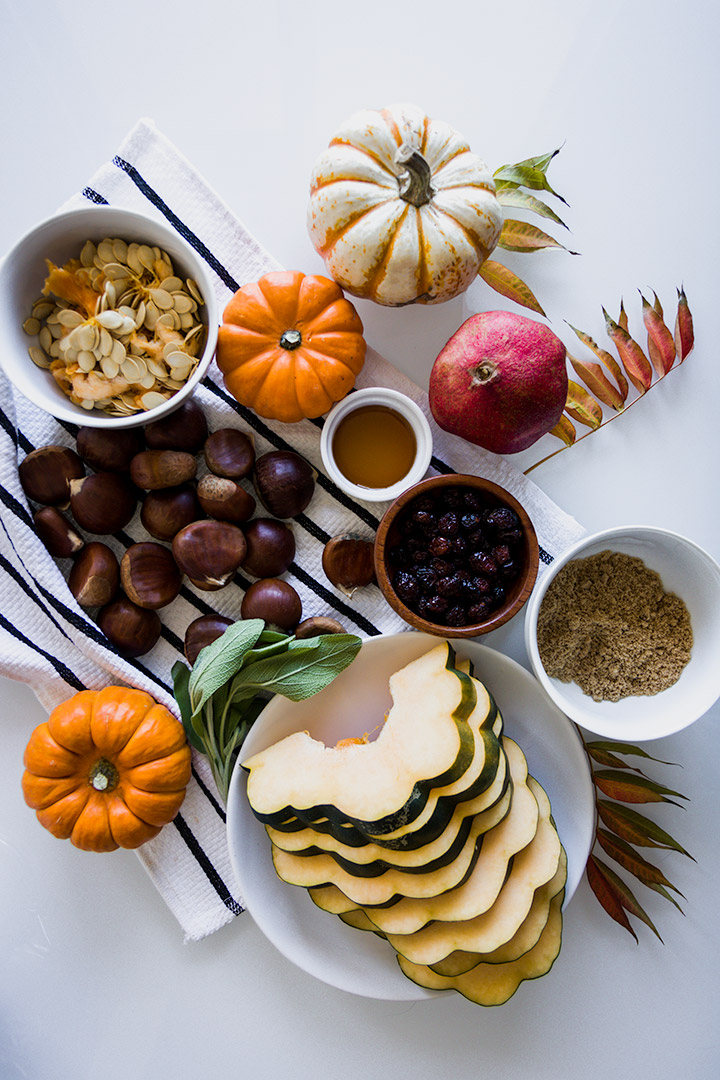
[{"x1": 374, "y1": 474, "x2": 539, "y2": 637}]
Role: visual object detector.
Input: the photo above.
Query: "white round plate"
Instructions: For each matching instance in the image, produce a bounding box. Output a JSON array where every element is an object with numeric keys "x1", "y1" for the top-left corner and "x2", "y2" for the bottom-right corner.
[{"x1": 227, "y1": 633, "x2": 595, "y2": 1001}]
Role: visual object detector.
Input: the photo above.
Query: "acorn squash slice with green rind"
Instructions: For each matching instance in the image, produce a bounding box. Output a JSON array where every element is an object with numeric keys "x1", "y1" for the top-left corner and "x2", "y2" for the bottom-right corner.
[
  {"x1": 243, "y1": 642, "x2": 480, "y2": 833},
  {"x1": 397, "y1": 889, "x2": 565, "y2": 1006},
  {"x1": 270, "y1": 737, "x2": 537, "y2": 904},
  {"x1": 358, "y1": 762, "x2": 560, "y2": 934},
  {"x1": 429, "y1": 844, "x2": 567, "y2": 976},
  {"x1": 265, "y1": 731, "x2": 510, "y2": 870}
]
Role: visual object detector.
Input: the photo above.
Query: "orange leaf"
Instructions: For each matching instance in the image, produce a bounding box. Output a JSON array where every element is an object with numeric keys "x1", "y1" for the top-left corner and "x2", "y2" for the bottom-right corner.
[
  {"x1": 618, "y1": 297, "x2": 629, "y2": 333},
  {"x1": 596, "y1": 801, "x2": 693, "y2": 858},
  {"x1": 603, "y1": 308, "x2": 653, "y2": 394},
  {"x1": 568, "y1": 353, "x2": 626, "y2": 411},
  {"x1": 550, "y1": 413, "x2": 576, "y2": 446},
  {"x1": 565, "y1": 380, "x2": 603, "y2": 429},
  {"x1": 477, "y1": 259, "x2": 546, "y2": 315},
  {"x1": 566, "y1": 325, "x2": 629, "y2": 403},
  {"x1": 593, "y1": 770, "x2": 688, "y2": 806},
  {"x1": 674, "y1": 286, "x2": 694, "y2": 362},
  {"x1": 497, "y1": 219, "x2": 576, "y2": 254},
  {"x1": 641, "y1": 291, "x2": 676, "y2": 376},
  {"x1": 586, "y1": 855, "x2": 638, "y2": 941}
]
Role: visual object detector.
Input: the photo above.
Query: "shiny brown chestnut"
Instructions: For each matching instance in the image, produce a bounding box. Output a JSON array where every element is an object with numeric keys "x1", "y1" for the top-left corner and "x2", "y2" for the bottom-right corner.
[
  {"x1": 322, "y1": 535, "x2": 376, "y2": 598},
  {"x1": 241, "y1": 518, "x2": 295, "y2": 578},
  {"x1": 196, "y1": 475, "x2": 256, "y2": 523},
  {"x1": 172, "y1": 519, "x2": 247, "y2": 591},
  {"x1": 68, "y1": 542, "x2": 120, "y2": 607},
  {"x1": 76, "y1": 426, "x2": 144, "y2": 473},
  {"x1": 141, "y1": 483, "x2": 203, "y2": 541},
  {"x1": 18, "y1": 445, "x2": 84, "y2": 507},
  {"x1": 130, "y1": 450, "x2": 197, "y2": 490},
  {"x1": 69, "y1": 473, "x2": 137, "y2": 534},
  {"x1": 253, "y1": 451, "x2": 315, "y2": 519},
  {"x1": 144, "y1": 399, "x2": 208, "y2": 453},
  {"x1": 295, "y1": 616, "x2": 346, "y2": 638},
  {"x1": 241, "y1": 578, "x2": 302, "y2": 632},
  {"x1": 204, "y1": 428, "x2": 255, "y2": 479},
  {"x1": 97, "y1": 594, "x2": 161, "y2": 657},
  {"x1": 34, "y1": 507, "x2": 84, "y2": 559},
  {"x1": 184, "y1": 614, "x2": 234, "y2": 665},
  {"x1": 120, "y1": 542, "x2": 183, "y2": 610}
]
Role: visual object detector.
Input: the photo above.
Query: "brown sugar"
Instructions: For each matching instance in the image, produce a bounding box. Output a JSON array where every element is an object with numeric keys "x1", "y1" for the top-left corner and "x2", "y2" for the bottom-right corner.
[{"x1": 536, "y1": 550, "x2": 693, "y2": 703}]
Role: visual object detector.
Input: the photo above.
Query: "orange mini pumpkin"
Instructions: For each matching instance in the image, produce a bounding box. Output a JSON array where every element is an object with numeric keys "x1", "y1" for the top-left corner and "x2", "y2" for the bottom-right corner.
[
  {"x1": 22, "y1": 686, "x2": 192, "y2": 852},
  {"x1": 217, "y1": 270, "x2": 366, "y2": 423}
]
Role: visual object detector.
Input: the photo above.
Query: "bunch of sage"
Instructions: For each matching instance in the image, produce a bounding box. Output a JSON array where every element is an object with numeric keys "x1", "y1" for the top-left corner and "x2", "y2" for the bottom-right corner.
[{"x1": 171, "y1": 619, "x2": 362, "y2": 802}]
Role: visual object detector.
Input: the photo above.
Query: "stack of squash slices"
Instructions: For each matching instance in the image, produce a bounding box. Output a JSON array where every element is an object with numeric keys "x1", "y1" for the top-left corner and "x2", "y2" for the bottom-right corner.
[{"x1": 242, "y1": 642, "x2": 567, "y2": 1007}]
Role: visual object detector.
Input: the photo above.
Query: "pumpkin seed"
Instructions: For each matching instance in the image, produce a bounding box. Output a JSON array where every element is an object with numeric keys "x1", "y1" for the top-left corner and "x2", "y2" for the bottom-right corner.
[
  {"x1": 80, "y1": 241, "x2": 96, "y2": 267},
  {"x1": 78, "y1": 351, "x2": 97, "y2": 372},
  {"x1": 56, "y1": 309, "x2": 84, "y2": 328},
  {"x1": 100, "y1": 356, "x2": 120, "y2": 379},
  {"x1": 95, "y1": 310, "x2": 124, "y2": 331},
  {"x1": 138, "y1": 372, "x2": 157, "y2": 390},
  {"x1": 147, "y1": 358, "x2": 168, "y2": 378},
  {"x1": 172, "y1": 293, "x2": 195, "y2": 315},
  {"x1": 99, "y1": 327, "x2": 113, "y2": 356},
  {"x1": 149, "y1": 287, "x2": 174, "y2": 310},
  {"x1": 28, "y1": 345, "x2": 51, "y2": 369},
  {"x1": 76, "y1": 324, "x2": 98, "y2": 352},
  {"x1": 110, "y1": 337, "x2": 126, "y2": 366},
  {"x1": 160, "y1": 276, "x2": 184, "y2": 293},
  {"x1": 138, "y1": 245, "x2": 155, "y2": 272},
  {"x1": 140, "y1": 391, "x2": 168, "y2": 411},
  {"x1": 23, "y1": 317, "x2": 41, "y2": 335},
  {"x1": 121, "y1": 356, "x2": 146, "y2": 382},
  {"x1": 112, "y1": 239, "x2": 128, "y2": 265},
  {"x1": 186, "y1": 278, "x2": 203, "y2": 304},
  {"x1": 39, "y1": 326, "x2": 53, "y2": 352},
  {"x1": 97, "y1": 239, "x2": 115, "y2": 264},
  {"x1": 32, "y1": 300, "x2": 55, "y2": 320}
]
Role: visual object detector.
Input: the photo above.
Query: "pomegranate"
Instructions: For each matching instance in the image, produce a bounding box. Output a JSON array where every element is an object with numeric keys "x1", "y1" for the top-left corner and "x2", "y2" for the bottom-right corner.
[{"x1": 428, "y1": 311, "x2": 568, "y2": 454}]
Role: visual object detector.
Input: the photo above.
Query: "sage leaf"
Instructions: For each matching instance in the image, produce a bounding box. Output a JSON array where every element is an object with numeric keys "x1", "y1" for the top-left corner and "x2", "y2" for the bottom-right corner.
[
  {"x1": 189, "y1": 619, "x2": 264, "y2": 714},
  {"x1": 226, "y1": 634, "x2": 361, "y2": 703},
  {"x1": 494, "y1": 187, "x2": 569, "y2": 228},
  {"x1": 171, "y1": 660, "x2": 204, "y2": 753},
  {"x1": 596, "y1": 801, "x2": 693, "y2": 858},
  {"x1": 477, "y1": 259, "x2": 546, "y2": 316}
]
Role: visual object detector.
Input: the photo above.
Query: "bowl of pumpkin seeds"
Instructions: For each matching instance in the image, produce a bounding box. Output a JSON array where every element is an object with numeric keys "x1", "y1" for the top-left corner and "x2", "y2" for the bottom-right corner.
[{"x1": 0, "y1": 206, "x2": 219, "y2": 427}]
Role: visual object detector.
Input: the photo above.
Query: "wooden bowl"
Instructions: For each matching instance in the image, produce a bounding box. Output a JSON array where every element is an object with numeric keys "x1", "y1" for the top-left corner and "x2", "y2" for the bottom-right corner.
[{"x1": 374, "y1": 474, "x2": 539, "y2": 638}]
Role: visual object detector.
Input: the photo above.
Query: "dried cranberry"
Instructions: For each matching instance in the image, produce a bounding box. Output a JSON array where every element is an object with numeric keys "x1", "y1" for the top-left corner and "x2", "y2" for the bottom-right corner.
[
  {"x1": 400, "y1": 516, "x2": 418, "y2": 537},
  {"x1": 442, "y1": 489, "x2": 463, "y2": 509},
  {"x1": 467, "y1": 600, "x2": 492, "y2": 622},
  {"x1": 432, "y1": 558, "x2": 453, "y2": 576},
  {"x1": 483, "y1": 507, "x2": 519, "y2": 531},
  {"x1": 411, "y1": 547, "x2": 430, "y2": 565},
  {"x1": 413, "y1": 495, "x2": 436, "y2": 513},
  {"x1": 420, "y1": 594, "x2": 450, "y2": 619},
  {"x1": 437, "y1": 574, "x2": 463, "y2": 598},
  {"x1": 451, "y1": 536, "x2": 468, "y2": 558},
  {"x1": 462, "y1": 491, "x2": 482, "y2": 510},
  {"x1": 469, "y1": 551, "x2": 498, "y2": 576},
  {"x1": 460, "y1": 512, "x2": 481, "y2": 532},
  {"x1": 445, "y1": 605, "x2": 467, "y2": 627},
  {"x1": 415, "y1": 566, "x2": 438, "y2": 592},
  {"x1": 501, "y1": 560, "x2": 519, "y2": 580},
  {"x1": 470, "y1": 575, "x2": 491, "y2": 596},
  {"x1": 437, "y1": 512, "x2": 459, "y2": 536},
  {"x1": 413, "y1": 509, "x2": 436, "y2": 531},
  {"x1": 394, "y1": 570, "x2": 419, "y2": 602},
  {"x1": 491, "y1": 544, "x2": 512, "y2": 565},
  {"x1": 467, "y1": 529, "x2": 489, "y2": 550},
  {"x1": 499, "y1": 527, "x2": 524, "y2": 544},
  {"x1": 429, "y1": 535, "x2": 451, "y2": 557}
]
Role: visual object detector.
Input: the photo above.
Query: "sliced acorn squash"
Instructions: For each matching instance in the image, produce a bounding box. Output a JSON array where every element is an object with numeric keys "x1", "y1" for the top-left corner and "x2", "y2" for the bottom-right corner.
[
  {"x1": 358, "y1": 761, "x2": 559, "y2": 935},
  {"x1": 397, "y1": 889, "x2": 564, "y2": 1006},
  {"x1": 270, "y1": 737, "x2": 537, "y2": 905},
  {"x1": 243, "y1": 642, "x2": 480, "y2": 834}
]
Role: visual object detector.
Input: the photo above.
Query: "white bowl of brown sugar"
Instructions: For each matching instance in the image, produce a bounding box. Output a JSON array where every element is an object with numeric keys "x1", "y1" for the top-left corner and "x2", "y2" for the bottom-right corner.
[{"x1": 524, "y1": 526, "x2": 720, "y2": 741}]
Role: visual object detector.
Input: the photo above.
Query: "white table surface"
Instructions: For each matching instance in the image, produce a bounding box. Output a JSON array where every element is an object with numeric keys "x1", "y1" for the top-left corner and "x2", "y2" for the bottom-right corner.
[{"x1": 1, "y1": 2, "x2": 719, "y2": 1078}]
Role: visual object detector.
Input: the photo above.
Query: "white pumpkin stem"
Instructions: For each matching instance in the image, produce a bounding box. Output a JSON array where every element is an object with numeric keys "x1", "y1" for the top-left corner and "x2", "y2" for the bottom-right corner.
[
  {"x1": 395, "y1": 145, "x2": 435, "y2": 207},
  {"x1": 470, "y1": 360, "x2": 500, "y2": 385}
]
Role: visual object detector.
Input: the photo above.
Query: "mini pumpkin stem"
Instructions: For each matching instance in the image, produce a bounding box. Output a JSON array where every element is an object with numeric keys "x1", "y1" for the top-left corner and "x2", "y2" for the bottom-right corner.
[
  {"x1": 395, "y1": 145, "x2": 435, "y2": 208},
  {"x1": 89, "y1": 757, "x2": 119, "y2": 792},
  {"x1": 279, "y1": 329, "x2": 302, "y2": 351}
]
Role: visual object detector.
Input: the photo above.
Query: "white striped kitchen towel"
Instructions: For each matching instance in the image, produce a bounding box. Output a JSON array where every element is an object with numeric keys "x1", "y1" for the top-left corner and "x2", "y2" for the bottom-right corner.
[{"x1": 0, "y1": 119, "x2": 585, "y2": 941}]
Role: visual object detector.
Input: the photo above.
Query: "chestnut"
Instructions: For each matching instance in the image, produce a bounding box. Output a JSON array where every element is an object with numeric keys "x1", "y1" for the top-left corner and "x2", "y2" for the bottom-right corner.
[
  {"x1": 322, "y1": 535, "x2": 376, "y2": 597},
  {"x1": 69, "y1": 473, "x2": 137, "y2": 534},
  {"x1": 241, "y1": 578, "x2": 302, "y2": 632},
  {"x1": 204, "y1": 428, "x2": 255, "y2": 479},
  {"x1": 184, "y1": 614, "x2": 234, "y2": 665},
  {"x1": 172, "y1": 519, "x2": 247, "y2": 591},
  {"x1": 130, "y1": 450, "x2": 197, "y2": 490},
  {"x1": 76, "y1": 426, "x2": 144, "y2": 473},
  {"x1": 295, "y1": 616, "x2": 346, "y2": 638},
  {"x1": 19, "y1": 445, "x2": 84, "y2": 507},
  {"x1": 144, "y1": 399, "x2": 208, "y2": 453},
  {"x1": 141, "y1": 483, "x2": 203, "y2": 541},
  {"x1": 34, "y1": 507, "x2": 84, "y2": 559},
  {"x1": 120, "y1": 542, "x2": 183, "y2": 610},
  {"x1": 68, "y1": 542, "x2": 120, "y2": 607},
  {"x1": 241, "y1": 518, "x2": 295, "y2": 578},
  {"x1": 97, "y1": 594, "x2": 161, "y2": 658},
  {"x1": 196, "y1": 474, "x2": 256, "y2": 523},
  {"x1": 253, "y1": 451, "x2": 315, "y2": 518}
]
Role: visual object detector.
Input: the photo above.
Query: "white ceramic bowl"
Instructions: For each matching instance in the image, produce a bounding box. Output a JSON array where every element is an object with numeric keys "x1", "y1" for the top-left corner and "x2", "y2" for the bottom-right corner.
[
  {"x1": 524, "y1": 526, "x2": 720, "y2": 740},
  {"x1": 0, "y1": 206, "x2": 219, "y2": 428},
  {"x1": 320, "y1": 387, "x2": 433, "y2": 502},
  {"x1": 227, "y1": 632, "x2": 595, "y2": 1000}
]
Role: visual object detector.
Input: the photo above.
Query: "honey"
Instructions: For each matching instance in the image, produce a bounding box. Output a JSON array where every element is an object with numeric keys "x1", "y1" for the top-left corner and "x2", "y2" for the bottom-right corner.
[{"x1": 331, "y1": 405, "x2": 417, "y2": 489}]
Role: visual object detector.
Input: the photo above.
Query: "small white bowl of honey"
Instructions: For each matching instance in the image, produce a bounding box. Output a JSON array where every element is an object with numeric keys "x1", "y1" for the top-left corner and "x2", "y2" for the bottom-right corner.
[{"x1": 320, "y1": 387, "x2": 433, "y2": 503}]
